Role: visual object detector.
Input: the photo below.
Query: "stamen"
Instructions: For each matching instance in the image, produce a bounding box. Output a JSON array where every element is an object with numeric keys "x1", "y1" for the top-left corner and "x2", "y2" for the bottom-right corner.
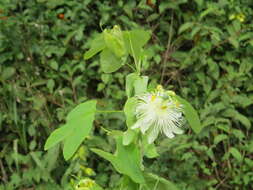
[
  {"x1": 134, "y1": 91, "x2": 184, "y2": 143},
  {"x1": 161, "y1": 105, "x2": 167, "y2": 109},
  {"x1": 175, "y1": 101, "x2": 180, "y2": 108},
  {"x1": 151, "y1": 95, "x2": 156, "y2": 101}
]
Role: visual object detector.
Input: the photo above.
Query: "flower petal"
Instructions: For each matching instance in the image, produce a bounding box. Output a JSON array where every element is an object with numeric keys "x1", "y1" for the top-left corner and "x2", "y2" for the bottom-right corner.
[
  {"x1": 171, "y1": 126, "x2": 183, "y2": 134},
  {"x1": 163, "y1": 126, "x2": 175, "y2": 138},
  {"x1": 147, "y1": 126, "x2": 159, "y2": 144},
  {"x1": 133, "y1": 90, "x2": 184, "y2": 142},
  {"x1": 131, "y1": 118, "x2": 152, "y2": 134}
]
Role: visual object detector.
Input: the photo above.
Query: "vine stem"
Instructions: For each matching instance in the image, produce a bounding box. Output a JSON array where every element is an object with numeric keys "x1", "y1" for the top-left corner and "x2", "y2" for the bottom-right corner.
[
  {"x1": 100, "y1": 126, "x2": 111, "y2": 134},
  {"x1": 126, "y1": 61, "x2": 137, "y2": 72},
  {"x1": 153, "y1": 178, "x2": 160, "y2": 190},
  {"x1": 96, "y1": 110, "x2": 123, "y2": 113},
  {"x1": 128, "y1": 31, "x2": 140, "y2": 74},
  {"x1": 160, "y1": 11, "x2": 174, "y2": 83}
]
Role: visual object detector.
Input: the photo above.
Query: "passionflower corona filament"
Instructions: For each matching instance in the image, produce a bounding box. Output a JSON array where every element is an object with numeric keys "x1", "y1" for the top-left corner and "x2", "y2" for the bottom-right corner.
[{"x1": 132, "y1": 85, "x2": 184, "y2": 143}]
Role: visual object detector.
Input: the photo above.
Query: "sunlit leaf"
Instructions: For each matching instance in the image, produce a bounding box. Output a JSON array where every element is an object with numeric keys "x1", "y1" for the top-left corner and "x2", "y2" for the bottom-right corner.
[
  {"x1": 44, "y1": 100, "x2": 97, "y2": 160},
  {"x1": 67, "y1": 100, "x2": 96, "y2": 121},
  {"x1": 44, "y1": 124, "x2": 71, "y2": 150},
  {"x1": 124, "y1": 97, "x2": 138, "y2": 128},
  {"x1": 84, "y1": 34, "x2": 105, "y2": 60},
  {"x1": 126, "y1": 73, "x2": 139, "y2": 98},
  {"x1": 144, "y1": 173, "x2": 179, "y2": 190},
  {"x1": 175, "y1": 95, "x2": 202, "y2": 133},
  {"x1": 103, "y1": 26, "x2": 126, "y2": 57},
  {"x1": 91, "y1": 133, "x2": 145, "y2": 184},
  {"x1": 134, "y1": 76, "x2": 148, "y2": 95},
  {"x1": 63, "y1": 114, "x2": 95, "y2": 160},
  {"x1": 142, "y1": 136, "x2": 159, "y2": 158},
  {"x1": 123, "y1": 129, "x2": 136, "y2": 146},
  {"x1": 123, "y1": 30, "x2": 151, "y2": 61},
  {"x1": 100, "y1": 48, "x2": 123, "y2": 73}
]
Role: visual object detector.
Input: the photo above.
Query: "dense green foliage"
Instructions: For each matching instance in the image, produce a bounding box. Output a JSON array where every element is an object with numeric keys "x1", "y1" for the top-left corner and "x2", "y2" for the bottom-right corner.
[{"x1": 1, "y1": 0, "x2": 253, "y2": 189}]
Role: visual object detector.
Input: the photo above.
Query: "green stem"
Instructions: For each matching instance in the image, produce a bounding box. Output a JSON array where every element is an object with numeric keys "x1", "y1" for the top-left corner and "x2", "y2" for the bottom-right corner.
[
  {"x1": 100, "y1": 126, "x2": 111, "y2": 134},
  {"x1": 153, "y1": 178, "x2": 160, "y2": 190},
  {"x1": 128, "y1": 31, "x2": 140, "y2": 74},
  {"x1": 96, "y1": 110, "x2": 123, "y2": 113},
  {"x1": 126, "y1": 62, "x2": 137, "y2": 72}
]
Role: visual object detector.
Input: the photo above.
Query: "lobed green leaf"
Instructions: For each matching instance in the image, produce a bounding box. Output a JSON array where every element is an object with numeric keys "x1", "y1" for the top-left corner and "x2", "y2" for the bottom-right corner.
[
  {"x1": 84, "y1": 34, "x2": 106, "y2": 60},
  {"x1": 44, "y1": 100, "x2": 97, "y2": 160},
  {"x1": 175, "y1": 95, "x2": 202, "y2": 134},
  {"x1": 91, "y1": 133, "x2": 145, "y2": 184},
  {"x1": 100, "y1": 48, "x2": 123, "y2": 73}
]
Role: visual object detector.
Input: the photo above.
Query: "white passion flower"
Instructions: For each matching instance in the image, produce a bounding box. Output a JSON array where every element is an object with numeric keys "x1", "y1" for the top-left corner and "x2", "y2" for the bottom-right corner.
[{"x1": 132, "y1": 85, "x2": 184, "y2": 144}]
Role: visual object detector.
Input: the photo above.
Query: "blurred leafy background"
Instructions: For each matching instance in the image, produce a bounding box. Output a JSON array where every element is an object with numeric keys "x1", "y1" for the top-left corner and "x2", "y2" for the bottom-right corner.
[{"x1": 0, "y1": 0, "x2": 253, "y2": 189}]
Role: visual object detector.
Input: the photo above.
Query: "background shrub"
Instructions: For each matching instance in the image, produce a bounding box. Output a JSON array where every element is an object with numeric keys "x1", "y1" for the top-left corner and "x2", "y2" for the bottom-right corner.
[{"x1": 0, "y1": 0, "x2": 252, "y2": 189}]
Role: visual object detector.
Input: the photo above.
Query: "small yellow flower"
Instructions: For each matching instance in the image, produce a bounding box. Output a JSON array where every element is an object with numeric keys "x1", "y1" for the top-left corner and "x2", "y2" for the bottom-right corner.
[
  {"x1": 229, "y1": 14, "x2": 235, "y2": 20},
  {"x1": 85, "y1": 168, "x2": 95, "y2": 176},
  {"x1": 229, "y1": 13, "x2": 245, "y2": 23},
  {"x1": 75, "y1": 179, "x2": 95, "y2": 190},
  {"x1": 151, "y1": 95, "x2": 156, "y2": 101},
  {"x1": 236, "y1": 13, "x2": 245, "y2": 22}
]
